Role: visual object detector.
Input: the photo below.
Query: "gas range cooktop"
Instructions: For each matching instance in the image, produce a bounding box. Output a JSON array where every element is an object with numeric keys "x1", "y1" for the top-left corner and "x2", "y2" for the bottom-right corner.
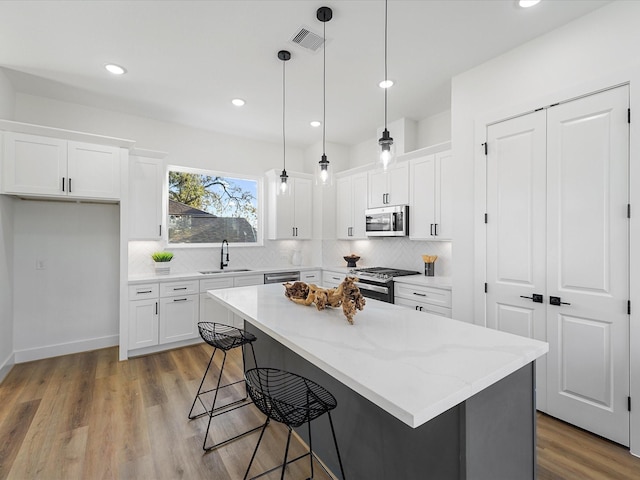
[{"x1": 349, "y1": 266, "x2": 421, "y2": 282}]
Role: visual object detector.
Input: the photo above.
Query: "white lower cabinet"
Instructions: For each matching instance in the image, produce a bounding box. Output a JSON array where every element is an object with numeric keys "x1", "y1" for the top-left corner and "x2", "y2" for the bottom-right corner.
[
  {"x1": 128, "y1": 283, "x2": 160, "y2": 349},
  {"x1": 128, "y1": 280, "x2": 200, "y2": 350},
  {"x1": 322, "y1": 271, "x2": 345, "y2": 289},
  {"x1": 394, "y1": 282, "x2": 452, "y2": 318},
  {"x1": 301, "y1": 270, "x2": 322, "y2": 284},
  {"x1": 199, "y1": 277, "x2": 235, "y2": 328},
  {"x1": 231, "y1": 274, "x2": 264, "y2": 328},
  {"x1": 159, "y1": 280, "x2": 199, "y2": 344}
]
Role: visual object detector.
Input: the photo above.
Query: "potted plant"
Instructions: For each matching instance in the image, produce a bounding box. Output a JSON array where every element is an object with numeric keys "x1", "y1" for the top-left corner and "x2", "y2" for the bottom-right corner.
[{"x1": 151, "y1": 251, "x2": 174, "y2": 275}]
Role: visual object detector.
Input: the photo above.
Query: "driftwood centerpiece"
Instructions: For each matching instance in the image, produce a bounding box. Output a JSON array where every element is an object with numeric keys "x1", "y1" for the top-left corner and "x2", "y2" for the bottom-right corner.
[{"x1": 283, "y1": 276, "x2": 366, "y2": 324}]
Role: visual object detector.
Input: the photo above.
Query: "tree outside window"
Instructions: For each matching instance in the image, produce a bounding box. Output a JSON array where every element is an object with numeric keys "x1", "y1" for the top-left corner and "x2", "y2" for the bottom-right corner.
[{"x1": 167, "y1": 169, "x2": 259, "y2": 245}]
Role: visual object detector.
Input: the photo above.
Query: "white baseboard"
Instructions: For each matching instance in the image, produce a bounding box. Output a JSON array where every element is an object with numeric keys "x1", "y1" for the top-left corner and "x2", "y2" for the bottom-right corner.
[
  {"x1": 126, "y1": 337, "x2": 203, "y2": 358},
  {"x1": 14, "y1": 334, "x2": 119, "y2": 363},
  {"x1": 0, "y1": 351, "x2": 15, "y2": 383}
]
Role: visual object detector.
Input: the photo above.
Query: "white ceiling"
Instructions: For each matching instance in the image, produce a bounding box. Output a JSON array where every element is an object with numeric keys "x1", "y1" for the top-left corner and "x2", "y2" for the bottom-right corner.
[{"x1": 0, "y1": 0, "x2": 612, "y2": 148}]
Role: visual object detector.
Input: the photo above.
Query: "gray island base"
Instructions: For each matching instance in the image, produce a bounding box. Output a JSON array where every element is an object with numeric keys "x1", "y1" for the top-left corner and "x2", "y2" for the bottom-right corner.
[{"x1": 246, "y1": 323, "x2": 535, "y2": 480}]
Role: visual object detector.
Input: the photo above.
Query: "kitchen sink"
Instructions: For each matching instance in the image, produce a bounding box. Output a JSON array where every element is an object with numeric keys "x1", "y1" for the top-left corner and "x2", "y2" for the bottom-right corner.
[{"x1": 199, "y1": 269, "x2": 252, "y2": 274}]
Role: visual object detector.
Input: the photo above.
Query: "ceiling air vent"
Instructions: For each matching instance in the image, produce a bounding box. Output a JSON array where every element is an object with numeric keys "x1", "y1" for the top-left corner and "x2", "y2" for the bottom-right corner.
[{"x1": 289, "y1": 26, "x2": 325, "y2": 52}]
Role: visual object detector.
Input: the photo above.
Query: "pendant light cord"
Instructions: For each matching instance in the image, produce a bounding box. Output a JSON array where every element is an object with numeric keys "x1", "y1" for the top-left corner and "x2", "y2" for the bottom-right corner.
[
  {"x1": 323, "y1": 19, "x2": 327, "y2": 155},
  {"x1": 282, "y1": 58, "x2": 286, "y2": 171},
  {"x1": 384, "y1": 0, "x2": 388, "y2": 130}
]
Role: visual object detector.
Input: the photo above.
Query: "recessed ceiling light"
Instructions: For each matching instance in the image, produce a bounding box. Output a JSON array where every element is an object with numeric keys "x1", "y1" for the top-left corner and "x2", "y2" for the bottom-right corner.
[
  {"x1": 519, "y1": 0, "x2": 541, "y2": 7},
  {"x1": 310, "y1": 121, "x2": 321, "y2": 127},
  {"x1": 379, "y1": 79, "x2": 394, "y2": 89},
  {"x1": 104, "y1": 63, "x2": 126, "y2": 75},
  {"x1": 232, "y1": 98, "x2": 245, "y2": 107}
]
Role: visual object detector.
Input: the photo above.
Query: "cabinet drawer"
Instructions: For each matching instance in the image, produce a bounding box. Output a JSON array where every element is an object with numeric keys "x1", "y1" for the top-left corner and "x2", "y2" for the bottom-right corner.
[
  {"x1": 200, "y1": 277, "x2": 234, "y2": 293},
  {"x1": 395, "y1": 297, "x2": 452, "y2": 318},
  {"x1": 301, "y1": 270, "x2": 322, "y2": 283},
  {"x1": 160, "y1": 280, "x2": 199, "y2": 297},
  {"x1": 322, "y1": 271, "x2": 344, "y2": 287},
  {"x1": 234, "y1": 274, "x2": 264, "y2": 287},
  {"x1": 394, "y1": 283, "x2": 452, "y2": 308},
  {"x1": 129, "y1": 283, "x2": 159, "y2": 300}
]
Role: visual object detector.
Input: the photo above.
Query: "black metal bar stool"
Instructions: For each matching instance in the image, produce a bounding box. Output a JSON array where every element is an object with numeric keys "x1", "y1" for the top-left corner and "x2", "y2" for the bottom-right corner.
[
  {"x1": 243, "y1": 367, "x2": 346, "y2": 480},
  {"x1": 188, "y1": 322, "x2": 260, "y2": 451}
]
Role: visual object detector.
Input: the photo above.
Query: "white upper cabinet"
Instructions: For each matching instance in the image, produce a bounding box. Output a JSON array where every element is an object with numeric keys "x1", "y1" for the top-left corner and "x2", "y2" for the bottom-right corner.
[
  {"x1": 3, "y1": 133, "x2": 67, "y2": 196},
  {"x1": 129, "y1": 154, "x2": 165, "y2": 240},
  {"x1": 336, "y1": 171, "x2": 368, "y2": 240},
  {"x1": 409, "y1": 150, "x2": 452, "y2": 240},
  {"x1": 267, "y1": 171, "x2": 313, "y2": 240},
  {"x1": 67, "y1": 141, "x2": 121, "y2": 199},
  {"x1": 2, "y1": 132, "x2": 122, "y2": 200},
  {"x1": 367, "y1": 162, "x2": 409, "y2": 208}
]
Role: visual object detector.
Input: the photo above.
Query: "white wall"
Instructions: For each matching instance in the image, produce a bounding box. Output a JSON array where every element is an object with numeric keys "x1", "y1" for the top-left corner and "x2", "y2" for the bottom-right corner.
[
  {"x1": 348, "y1": 111, "x2": 451, "y2": 169},
  {"x1": 450, "y1": 0, "x2": 640, "y2": 454},
  {"x1": 417, "y1": 110, "x2": 451, "y2": 148},
  {"x1": 12, "y1": 201, "x2": 120, "y2": 361},
  {"x1": 15, "y1": 94, "x2": 306, "y2": 176},
  {"x1": 0, "y1": 69, "x2": 15, "y2": 381}
]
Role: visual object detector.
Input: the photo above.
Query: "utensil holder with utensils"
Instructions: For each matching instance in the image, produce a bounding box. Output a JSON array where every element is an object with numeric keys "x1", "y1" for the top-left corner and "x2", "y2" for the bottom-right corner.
[{"x1": 422, "y1": 255, "x2": 438, "y2": 276}]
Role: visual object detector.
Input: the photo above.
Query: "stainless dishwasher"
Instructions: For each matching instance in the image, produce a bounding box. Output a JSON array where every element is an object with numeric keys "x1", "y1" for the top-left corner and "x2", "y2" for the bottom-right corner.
[{"x1": 264, "y1": 271, "x2": 300, "y2": 284}]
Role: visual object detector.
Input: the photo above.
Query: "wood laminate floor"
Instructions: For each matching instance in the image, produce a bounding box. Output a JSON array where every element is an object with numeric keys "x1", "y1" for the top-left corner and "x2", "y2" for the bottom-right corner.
[{"x1": 0, "y1": 344, "x2": 638, "y2": 480}]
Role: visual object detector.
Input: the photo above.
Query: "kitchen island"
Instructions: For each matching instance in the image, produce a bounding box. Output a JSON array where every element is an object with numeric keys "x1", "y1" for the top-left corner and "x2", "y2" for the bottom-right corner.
[{"x1": 208, "y1": 283, "x2": 548, "y2": 480}]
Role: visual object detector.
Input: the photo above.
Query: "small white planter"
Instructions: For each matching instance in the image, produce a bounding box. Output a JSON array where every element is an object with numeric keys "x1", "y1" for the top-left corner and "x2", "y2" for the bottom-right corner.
[{"x1": 154, "y1": 262, "x2": 171, "y2": 275}]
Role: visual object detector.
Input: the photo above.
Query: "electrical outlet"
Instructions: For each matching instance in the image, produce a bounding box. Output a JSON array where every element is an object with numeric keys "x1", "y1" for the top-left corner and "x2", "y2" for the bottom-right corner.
[{"x1": 36, "y1": 259, "x2": 46, "y2": 270}]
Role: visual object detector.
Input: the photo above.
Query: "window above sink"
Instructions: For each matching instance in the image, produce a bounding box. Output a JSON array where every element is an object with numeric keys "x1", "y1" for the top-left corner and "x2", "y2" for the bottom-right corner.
[{"x1": 167, "y1": 166, "x2": 263, "y2": 247}]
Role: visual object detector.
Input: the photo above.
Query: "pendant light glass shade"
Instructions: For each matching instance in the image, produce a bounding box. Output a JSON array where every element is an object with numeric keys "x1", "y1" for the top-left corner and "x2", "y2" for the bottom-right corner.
[
  {"x1": 315, "y1": 6, "x2": 333, "y2": 187},
  {"x1": 277, "y1": 50, "x2": 291, "y2": 196},
  {"x1": 378, "y1": 0, "x2": 395, "y2": 171}
]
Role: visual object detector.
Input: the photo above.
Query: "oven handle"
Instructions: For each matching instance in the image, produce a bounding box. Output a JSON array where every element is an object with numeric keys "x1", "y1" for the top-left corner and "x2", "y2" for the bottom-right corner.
[{"x1": 354, "y1": 281, "x2": 389, "y2": 295}]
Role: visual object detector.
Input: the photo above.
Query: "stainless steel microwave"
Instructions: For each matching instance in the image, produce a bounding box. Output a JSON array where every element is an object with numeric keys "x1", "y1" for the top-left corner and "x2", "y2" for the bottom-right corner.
[{"x1": 365, "y1": 205, "x2": 409, "y2": 237}]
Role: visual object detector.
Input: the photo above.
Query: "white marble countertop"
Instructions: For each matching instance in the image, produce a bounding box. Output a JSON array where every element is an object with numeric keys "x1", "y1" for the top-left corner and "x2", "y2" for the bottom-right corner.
[
  {"x1": 208, "y1": 283, "x2": 548, "y2": 429},
  {"x1": 128, "y1": 265, "x2": 320, "y2": 284},
  {"x1": 393, "y1": 274, "x2": 452, "y2": 289}
]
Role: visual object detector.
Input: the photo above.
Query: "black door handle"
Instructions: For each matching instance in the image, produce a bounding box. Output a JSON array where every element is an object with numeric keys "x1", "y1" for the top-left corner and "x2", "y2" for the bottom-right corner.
[
  {"x1": 520, "y1": 294, "x2": 544, "y2": 303},
  {"x1": 549, "y1": 296, "x2": 571, "y2": 306}
]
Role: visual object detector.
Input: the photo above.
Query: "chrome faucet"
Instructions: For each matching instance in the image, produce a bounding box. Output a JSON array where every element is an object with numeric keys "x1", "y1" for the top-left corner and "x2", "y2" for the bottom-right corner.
[{"x1": 220, "y1": 239, "x2": 229, "y2": 270}]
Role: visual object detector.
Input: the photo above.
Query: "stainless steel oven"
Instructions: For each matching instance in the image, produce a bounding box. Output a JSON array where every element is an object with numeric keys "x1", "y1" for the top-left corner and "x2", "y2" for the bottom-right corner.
[{"x1": 351, "y1": 267, "x2": 420, "y2": 303}]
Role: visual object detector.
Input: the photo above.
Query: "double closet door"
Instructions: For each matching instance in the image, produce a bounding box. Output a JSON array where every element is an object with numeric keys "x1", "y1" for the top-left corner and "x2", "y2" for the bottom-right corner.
[{"x1": 486, "y1": 86, "x2": 630, "y2": 446}]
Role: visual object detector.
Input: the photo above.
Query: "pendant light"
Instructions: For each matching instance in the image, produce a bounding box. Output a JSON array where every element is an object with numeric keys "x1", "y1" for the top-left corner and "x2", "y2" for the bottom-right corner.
[
  {"x1": 277, "y1": 50, "x2": 291, "y2": 196},
  {"x1": 315, "y1": 6, "x2": 333, "y2": 187},
  {"x1": 378, "y1": 0, "x2": 395, "y2": 170}
]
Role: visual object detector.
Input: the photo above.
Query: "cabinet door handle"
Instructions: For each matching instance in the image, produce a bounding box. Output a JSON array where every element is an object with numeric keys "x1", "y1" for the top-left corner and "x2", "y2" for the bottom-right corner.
[
  {"x1": 434, "y1": 224, "x2": 438, "y2": 236},
  {"x1": 296, "y1": 227, "x2": 298, "y2": 236},
  {"x1": 159, "y1": 225, "x2": 162, "y2": 236},
  {"x1": 430, "y1": 223, "x2": 434, "y2": 235},
  {"x1": 137, "y1": 290, "x2": 152, "y2": 294},
  {"x1": 173, "y1": 298, "x2": 188, "y2": 302},
  {"x1": 155, "y1": 302, "x2": 158, "y2": 314},
  {"x1": 331, "y1": 276, "x2": 340, "y2": 280},
  {"x1": 173, "y1": 287, "x2": 187, "y2": 291},
  {"x1": 61, "y1": 177, "x2": 65, "y2": 192},
  {"x1": 413, "y1": 292, "x2": 427, "y2": 297},
  {"x1": 419, "y1": 306, "x2": 424, "y2": 311},
  {"x1": 68, "y1": 178, "x2": 72, "y2": 193}
]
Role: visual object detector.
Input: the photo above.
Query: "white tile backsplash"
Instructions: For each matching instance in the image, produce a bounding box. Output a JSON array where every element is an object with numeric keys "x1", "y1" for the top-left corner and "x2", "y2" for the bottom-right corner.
[
  {"x1": 129, "y1": 237, "x2": 452, "y2": 277},
  {"x1": 128, "y1": 239, "x2": 318, "y2": 275},
  {"x1": 322, "y1": 238, "x2": 452, "y2": 277}
]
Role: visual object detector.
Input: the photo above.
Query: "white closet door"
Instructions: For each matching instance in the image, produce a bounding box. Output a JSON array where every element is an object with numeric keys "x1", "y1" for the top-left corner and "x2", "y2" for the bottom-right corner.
[
  {"x1": 486, "y1": 110, "x2": 548, "y2": 411},
  {"x1": 546, "y1": 86, "x2": 629, "y2": 446}
]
